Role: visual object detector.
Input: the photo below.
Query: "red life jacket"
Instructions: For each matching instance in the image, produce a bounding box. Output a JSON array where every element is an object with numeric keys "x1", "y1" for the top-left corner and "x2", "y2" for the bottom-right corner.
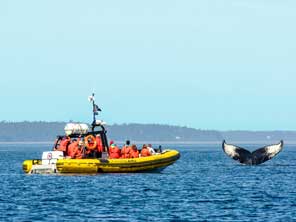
[
  {"x1": 58, "y1": 138, "x2": 70, "y2": 152},
  {"x1": 96, "y1": 137, "x2": 103, "y2": 153},
  {"x1": 109, "y1": 146, "x2": 121, "y2": 159},
  {"x1": 121, "y1": 146, "x2": 131, "y2": 158},
  {"x1": 141, "y1": 148, "x2": 151, "y2": 157},
  {"x1": 130, "y1": 149, "x2": 139, "y2": 158},
  {"x1": 67, "y1": 141, "x2": 79, "y2": 158}
]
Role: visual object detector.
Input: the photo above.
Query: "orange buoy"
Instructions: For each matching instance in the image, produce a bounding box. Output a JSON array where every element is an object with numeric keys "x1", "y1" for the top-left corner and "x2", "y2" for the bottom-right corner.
[{"x1": 84, "y1": 135, "x2": 97, "y2": 150}]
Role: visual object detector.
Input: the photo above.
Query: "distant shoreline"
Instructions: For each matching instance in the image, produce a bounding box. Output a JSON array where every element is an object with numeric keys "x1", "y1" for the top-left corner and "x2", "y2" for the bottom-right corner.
[
  {"x1": 1, "y1": 122, "x2": 295, "y2": 145},
  {"x1": 0, "y1": 140, "x2": 295, "y2": 145}
]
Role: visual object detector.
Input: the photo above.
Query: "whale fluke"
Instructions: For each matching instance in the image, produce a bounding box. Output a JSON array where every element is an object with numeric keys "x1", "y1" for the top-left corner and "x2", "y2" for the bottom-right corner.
[{"x1": 222, "y1": 140, "x2": 284, "y2": 165}]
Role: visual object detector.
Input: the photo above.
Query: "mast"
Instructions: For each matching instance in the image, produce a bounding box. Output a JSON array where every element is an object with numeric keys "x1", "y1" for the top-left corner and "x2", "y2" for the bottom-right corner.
[
  {"x1": 89, "y1": 93, "x2": 101, "y2": 132},
  {"x1": 88, "y1": 93, "x2": 109, "y2": 152},
  {"x1": 92, "y1": 92, "x2": 96, "y2": 127}
]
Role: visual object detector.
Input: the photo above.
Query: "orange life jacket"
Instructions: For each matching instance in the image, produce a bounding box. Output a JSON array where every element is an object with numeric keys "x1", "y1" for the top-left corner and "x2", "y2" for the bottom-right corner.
[
  {"x1": 141, "y1": 148, "x2": 151, "y2": 157},
  {"x1": 109, "y1": 146, "x2": 121, "y2": 159},
  {"x1": 96, "y1": 137, "x2": 103, "y2": 153},
  {"x1": 130, "y1": 149, "x2": 139, "y2": 158},
  {"x1": 58, "y1": 138, "x2": 70, "y2": 152},
  {"x1": 121, "y1": 146, "x2": 131, "y2": 158},
  {"x1": 67, "y1": 141, "x2": 79, "y2": 158}
]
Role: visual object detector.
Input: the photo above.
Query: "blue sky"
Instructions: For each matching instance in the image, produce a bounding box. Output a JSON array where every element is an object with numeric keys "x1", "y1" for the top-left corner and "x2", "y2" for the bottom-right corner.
[{"x1": 0, "y1": 0, "x2": 295, "y2": 130}]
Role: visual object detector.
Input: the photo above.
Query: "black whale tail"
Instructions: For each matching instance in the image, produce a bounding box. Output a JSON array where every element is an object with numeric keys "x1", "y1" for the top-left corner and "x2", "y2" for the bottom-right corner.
[{"x1": 222, "y1": 140, "x2": 284, "y2": 165}]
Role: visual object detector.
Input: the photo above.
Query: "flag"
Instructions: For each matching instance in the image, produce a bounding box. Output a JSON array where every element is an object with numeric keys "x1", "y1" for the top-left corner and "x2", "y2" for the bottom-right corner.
[{"x1": 93, "y1": 104, "x2": 101, "y2": 115}]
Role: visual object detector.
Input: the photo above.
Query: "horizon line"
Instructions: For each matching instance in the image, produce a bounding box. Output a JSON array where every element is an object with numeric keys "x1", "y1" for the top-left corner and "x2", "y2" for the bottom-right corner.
[{"x1": 0, "y1": 140, "x2": 293, "y2": 145}]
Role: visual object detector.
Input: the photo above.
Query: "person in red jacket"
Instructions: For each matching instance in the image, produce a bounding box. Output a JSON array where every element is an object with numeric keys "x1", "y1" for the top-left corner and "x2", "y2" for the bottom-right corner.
[
  {"x1": 130, "y1": 144, "x2": 139, "y2": 158},
  {"x1": 67, "y1": 139, "x2": 85, "y2": 159},
  {"x1": 95, "y1": 135, "x2": 103, "y2": 158},
  {"x1": 67, "y1": 139, "x2": 79, "y2": 158},
  {"x1": 55, "y1": 136, "x2": 70, "y2": 155},
  {"x1": 74, "y1": 141, "x2": 84, "y2": 159},
  {"x1": 109, "y1": 140, "x2": 121, "y2": 159},
  {"x1": 140, "y1": 144, "x2": 151, "y2": 157},
  {"x1": 121, "y1": 140, "x2": 131, "y2": 158}
]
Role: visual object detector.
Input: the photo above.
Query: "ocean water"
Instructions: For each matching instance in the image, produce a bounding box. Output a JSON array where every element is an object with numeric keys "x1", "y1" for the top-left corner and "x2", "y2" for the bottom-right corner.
[{"x1": 0, "y1": 143, "x2": 295, "y2": 222}]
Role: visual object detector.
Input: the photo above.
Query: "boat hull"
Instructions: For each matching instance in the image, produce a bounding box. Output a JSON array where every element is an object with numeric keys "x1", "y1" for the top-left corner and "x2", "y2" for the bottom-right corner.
[{"x1": 23, "y1": 150, "x2": 180, "y2": 174}]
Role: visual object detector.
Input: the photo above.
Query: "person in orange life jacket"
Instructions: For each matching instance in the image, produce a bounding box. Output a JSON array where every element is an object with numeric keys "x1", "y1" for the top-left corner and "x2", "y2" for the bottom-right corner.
[
  {"x1": 55, "y1": 136, "x2": 70, "y2": 155},
  {"x1": 130, "y1": 144, "x2": 139, "y2": 158},
  {"x1": 74, "y1": 140, "x2": 84, "y2": 159},
  {"x1": 84, "y1": 135, "x2": 99, "y2": 158},
  {"x1": 95, "y1": 135, "x2": 103, "y2": 158},
  {"x1": 121, "y1": 140, "x2": 131, "y2": 158},
  {"x1": 67, "y1": 139, "x2": 79, "y2": 158},
  {"x1": 140, "y1": 144, "x2": 151, "y2": 157},
  {"x1": 109, "y1": 140, "x2": 121, "y2": 159}
]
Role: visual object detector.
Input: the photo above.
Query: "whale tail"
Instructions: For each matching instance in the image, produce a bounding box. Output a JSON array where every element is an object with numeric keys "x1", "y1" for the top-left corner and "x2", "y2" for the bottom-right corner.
[{"x1": 222, "y1": 140, "x2": 284, "y2": 165}]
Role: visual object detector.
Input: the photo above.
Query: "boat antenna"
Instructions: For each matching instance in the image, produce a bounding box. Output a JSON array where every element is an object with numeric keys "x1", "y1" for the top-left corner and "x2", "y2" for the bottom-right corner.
[{"x1": 88, "y1": 93, "x2": 102, "y2": 128}]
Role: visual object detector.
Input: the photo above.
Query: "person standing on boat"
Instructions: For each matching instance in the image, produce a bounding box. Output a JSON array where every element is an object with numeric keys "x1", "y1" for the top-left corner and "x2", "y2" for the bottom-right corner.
[
  {"x1": 96, "y1": 135, "x2": 103, "y2": 158},
  {"x1": 121, "y1": 140, "x2": 131, "y2": 158},
  {"x1": 140, "y1": 144, "x2": 151, "y2": 157},
  {"x1": 109, "y1": 140, "x2": 121, "y2": 159}
]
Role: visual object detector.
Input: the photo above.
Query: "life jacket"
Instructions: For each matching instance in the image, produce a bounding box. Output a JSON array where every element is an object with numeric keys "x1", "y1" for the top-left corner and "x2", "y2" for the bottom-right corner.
[
  {"x1": 141, "y1": 148, "x2": 151, "y2": 157},
  {"x1": 109, "y1": 145, "x2": 121, "y2": 159},
  {"x1": 58, "y1": 137, "x2": 70, "y2": 152},
  {"x1": 121, "y1": 146, "x2": 131, "y2": 158},
  {"x1": 130, "y1": 149, "x2": 139, "y2": 158},
  {"x1": 67, "y1": 141, "x2": 79, "y2": 158},
  {"x1": 96, "y1": 137, "x2": 103, "y2": 153}
]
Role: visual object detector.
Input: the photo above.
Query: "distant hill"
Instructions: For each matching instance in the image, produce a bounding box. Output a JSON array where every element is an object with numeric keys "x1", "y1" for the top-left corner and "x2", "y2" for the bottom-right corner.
[
  {"x1": 0, "y1": 121, "x2": 295, "y2": 143},
  {"x1": 108, "y1": 123, "x2": 222, "y2": 142},
  {"x1": 0, "y1": 121, "x2": 65, "y2": 142},
  {"x1": 0, "y1": 121, "x2": 222, "y2": 142}
]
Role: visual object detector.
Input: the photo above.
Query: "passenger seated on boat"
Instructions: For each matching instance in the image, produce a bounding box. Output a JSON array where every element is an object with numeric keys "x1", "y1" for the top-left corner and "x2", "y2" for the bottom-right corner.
[
  {"x1": 140, "y1": 144, "x2": 151, "y2": 157},
  {"x1": 67, "y1": 140, "x2": 85, "y2": 159},
  {"x1": 109, "y1": 141, "x2": 121, "y2": 159},
  {"x1": 84, "y1": 140, "x2": 94, "y2": 158},
  {"x1": 67, "y1": 139, "x2": 79, "y2": 158},
  {"x1": 121, "y1": 140, "x2": 131, "y2": 158},
  {"x1": 84, "y1": 135, "x2": 97, "y2": 158},
  {"x1": 130, "y1": 144, "x2": 139, "y2": 158},
  {"x1": 55, "y1": 136, "x2": 70, "y2": 154},
  {"x1": 74, "y1": 141, "x2": 84, "y2": 159},
  {"x1": 147, "y1": 144, "x2": 156, "y2": 155}
]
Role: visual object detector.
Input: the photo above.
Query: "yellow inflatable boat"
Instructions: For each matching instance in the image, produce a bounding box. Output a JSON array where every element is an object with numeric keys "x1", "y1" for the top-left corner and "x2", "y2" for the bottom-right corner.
[
  {"x1": 22, "y1": 94, "x2": 180, "y2": 174},
  {"x1": 23, "y1": 149, "x2": 180, "y2": 174}
]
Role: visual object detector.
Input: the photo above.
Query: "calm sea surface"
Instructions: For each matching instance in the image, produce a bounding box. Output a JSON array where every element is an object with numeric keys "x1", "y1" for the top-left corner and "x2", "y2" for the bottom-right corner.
[{"x1": 0, "y1": 143, "x2": 295, "y2": 222}]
